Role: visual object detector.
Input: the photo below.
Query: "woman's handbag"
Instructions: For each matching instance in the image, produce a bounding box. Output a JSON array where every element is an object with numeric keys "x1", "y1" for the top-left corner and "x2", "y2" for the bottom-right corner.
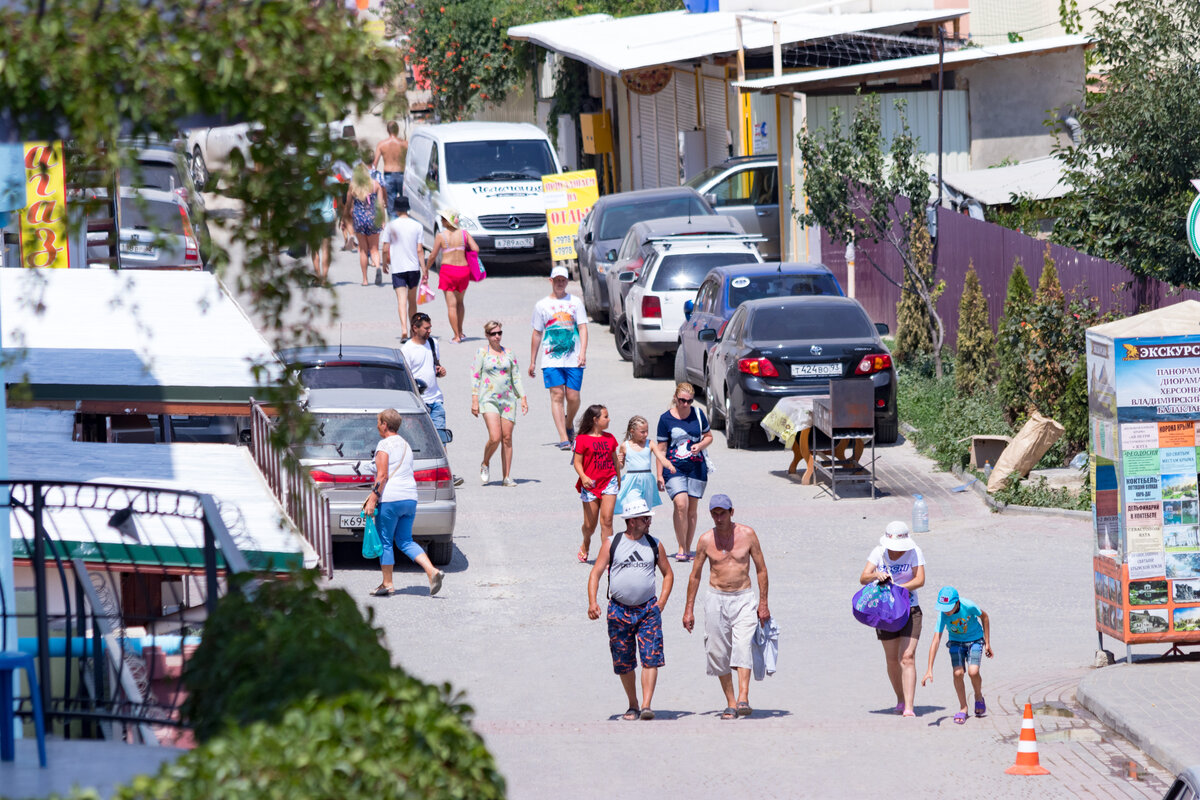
[
  {"x1": 852, "y1": 580, "x2": 911, "y2": 632},
  {"x1": 466, "y1": 249, "x2": 487, "y2": 282},
  {"x1": 361, "y1": 510, "x2": 383, "y2": 559}
]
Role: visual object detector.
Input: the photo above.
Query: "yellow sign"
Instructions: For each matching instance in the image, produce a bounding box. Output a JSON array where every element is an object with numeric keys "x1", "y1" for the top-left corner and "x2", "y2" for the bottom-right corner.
[
  {"x1": 542, "y1": 169, "x2": 599, "y2": 262},
  {"x1": 19, "y1": 141, "x2": 70, "y2": 269}
]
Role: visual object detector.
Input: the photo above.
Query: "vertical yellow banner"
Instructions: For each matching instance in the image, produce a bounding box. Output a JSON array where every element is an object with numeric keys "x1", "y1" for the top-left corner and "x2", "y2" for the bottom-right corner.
[
  {"x1": 542, "y1": 169, "x2": 598, "y2": 262},
  {"x1": 19, "y1": 141, "x2": 70, "y2": 269}
]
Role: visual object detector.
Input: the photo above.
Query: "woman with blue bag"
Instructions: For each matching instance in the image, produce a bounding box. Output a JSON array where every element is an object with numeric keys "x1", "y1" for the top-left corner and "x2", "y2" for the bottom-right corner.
[
  {"x1": 362, "y1": 408, "x2": 446, "y2": 598},
  {"x1": 857, "y1": 521, "x2": 925, "y2": 717}
]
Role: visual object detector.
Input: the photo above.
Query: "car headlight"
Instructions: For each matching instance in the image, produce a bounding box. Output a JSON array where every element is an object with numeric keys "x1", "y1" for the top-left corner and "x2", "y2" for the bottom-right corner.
[{"x1": 457, "y1": 215, "x2": 479, "y2": 231}]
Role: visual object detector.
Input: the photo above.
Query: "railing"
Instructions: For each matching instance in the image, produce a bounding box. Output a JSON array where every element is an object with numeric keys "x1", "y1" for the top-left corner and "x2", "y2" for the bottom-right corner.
[
  {"x1": 249, "y1": 400, "x2": 333, "y2": 578},
  {"x1": 1, "y1": 479, "x2": 252, "y2": 747}
]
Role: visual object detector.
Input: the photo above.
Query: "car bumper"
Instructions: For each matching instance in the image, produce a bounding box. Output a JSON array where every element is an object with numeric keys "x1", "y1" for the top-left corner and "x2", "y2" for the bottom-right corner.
[
  {"x1": 732, "y1": 373, "x2": 896, "y2": 426},
  {"x1": 329, "y1": 498, "x2": 456, "y2": 543},
  {"x1": 473, "y1": 232, "x2": 550, "y2": 264},
  {"x1": 632, "y1": 321, "x2": 678, "y2": 356}
]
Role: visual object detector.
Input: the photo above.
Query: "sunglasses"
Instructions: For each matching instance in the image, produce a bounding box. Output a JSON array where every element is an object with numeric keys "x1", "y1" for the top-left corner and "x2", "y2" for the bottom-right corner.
[
  {"x1": 675, "y1": 396, "x2": 694, "y2": 404},
  {"x1": 488, "y1": 330, "x2": 503, "y2": 336}
]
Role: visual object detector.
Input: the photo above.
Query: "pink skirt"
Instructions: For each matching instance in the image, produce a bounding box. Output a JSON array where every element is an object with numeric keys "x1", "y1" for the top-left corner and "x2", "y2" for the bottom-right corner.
[{"x1": 438, "y1": 263, "x2": 471, "y2": 293}]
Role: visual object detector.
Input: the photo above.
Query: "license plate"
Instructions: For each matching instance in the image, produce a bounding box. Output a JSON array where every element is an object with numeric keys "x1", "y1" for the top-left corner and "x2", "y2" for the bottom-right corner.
[
  {"x1": 339, "y1": 514, "x2": 366, "y2": 529},
  {"x1": 121, "y1": 243, "x2": 157, "y2": 255},
  {"x1": 495, "y1": 237, "x2": 534, "y2": 249},
  {"x1": 791, "y1": 363, "x2": 842, "y2": 377}
]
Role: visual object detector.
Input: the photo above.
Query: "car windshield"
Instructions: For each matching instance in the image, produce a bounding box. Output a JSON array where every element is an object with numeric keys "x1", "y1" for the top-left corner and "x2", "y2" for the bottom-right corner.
[
  {"x1": 298, "y1": 365, "x2": 415, "y2": 393},
  {"x1": 292, "y1": 412, "x2": 441, "y2": 460},
  {"x1": 445, "y1": 140, "x2": 557, "y2": 183},
  {"x1": 121, "y1": 199, "x2": 183, "y2": 233},
  {"x1": 749, "y1": 305, "x2": 875, "y2": 340},
  {"x1": 727, "y1": 274, "x2": 841, "y2": 308},
  {"x1": 597, "y1": 197, "x2": 712, "y2": 240},
  {"x1": 683, "y1": 163, "x2": 728, "y2": 190},
  {"x1": 652, "y1": 252, "x2": 758, "y2": 292}
]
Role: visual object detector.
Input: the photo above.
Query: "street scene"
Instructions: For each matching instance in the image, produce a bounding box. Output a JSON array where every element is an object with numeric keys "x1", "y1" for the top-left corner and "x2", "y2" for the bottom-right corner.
[{"x1": 3, "y1": 0, "x2": 1200, "y2": 799}]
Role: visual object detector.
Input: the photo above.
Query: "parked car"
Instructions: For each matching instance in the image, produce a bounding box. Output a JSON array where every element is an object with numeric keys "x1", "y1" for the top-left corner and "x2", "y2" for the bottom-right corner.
[
  {"x1": 575, "y1": 187, "x2": 715, "y2": 324},
  {"x1": 294, "y1": 387, "x2": 456, "y2": 565},
  {"x1": 185, "y1": 122, "x2": 259, "y2": 190},
  {"x1": 619, "y1": 232, "x2": 763, "y2": 378},
  {"x1": 684, "y1": 155, "x2": 780, "y2": 259},
  {"x1": 605, "y1": 214, "x2": 750, "y2": 354},
  {"x1": 701, "y1": 296, "x2": 898, "y2": 449},
  {"x1": 1163, "y1": 767, "x2": 1200, "y2": 800},
  {"x1": 279, "y1": 345, "x2": 418, "y2": 394},
  {"x1": 675, "y1": 262, "x2": 844, "y2": 390},
  {"x1": 127, "y1": 145, "x2": 212, "y2": 264},
  {"x1": 85, "y1": 187, "x2": 204, "y2": 270}
]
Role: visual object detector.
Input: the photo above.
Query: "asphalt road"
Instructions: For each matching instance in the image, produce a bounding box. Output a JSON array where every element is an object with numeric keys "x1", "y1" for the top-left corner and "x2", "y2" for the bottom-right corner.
[{"x1": 224, "y1": 241, "x2": 1173, "y2": 800}]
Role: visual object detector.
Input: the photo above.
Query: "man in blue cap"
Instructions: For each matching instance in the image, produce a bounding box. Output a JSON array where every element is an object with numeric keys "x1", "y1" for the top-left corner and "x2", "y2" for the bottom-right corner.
[
  {"x1": 683, "y1": 493, "x2": 770, "y2": 720},
  {"x1": 921, "y1": 585, "x2": 992, "y2": 724}
]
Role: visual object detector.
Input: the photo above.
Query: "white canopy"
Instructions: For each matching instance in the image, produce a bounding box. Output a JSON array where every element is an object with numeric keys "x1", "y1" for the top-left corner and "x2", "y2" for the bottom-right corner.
[{"x1": 943, "y1": 156, "x2": 1072, "y2": 207}]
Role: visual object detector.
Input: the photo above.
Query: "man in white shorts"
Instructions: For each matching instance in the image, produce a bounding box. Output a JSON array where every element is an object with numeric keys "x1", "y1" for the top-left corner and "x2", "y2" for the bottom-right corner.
[{"x1": 682, "y1": 494, "x2": 770, "y2": 720}]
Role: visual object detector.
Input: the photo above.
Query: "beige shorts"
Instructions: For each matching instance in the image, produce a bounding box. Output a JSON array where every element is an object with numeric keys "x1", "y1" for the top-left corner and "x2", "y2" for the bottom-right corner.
[{"x1": 704, "y1": 588, "x2": 758, "y2": 676}]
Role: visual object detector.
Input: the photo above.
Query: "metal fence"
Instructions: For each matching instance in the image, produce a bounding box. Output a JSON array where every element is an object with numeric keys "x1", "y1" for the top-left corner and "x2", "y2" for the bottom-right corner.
[
  {"x1": 249, "y1": 401, "x2": 333, "y2": 578},
  {"x1": 1, "y1": 479, "x2": 251, "y2": 747},
  {"x1": 820, "y1": 209, "x2": 1200, "y2": 344}
]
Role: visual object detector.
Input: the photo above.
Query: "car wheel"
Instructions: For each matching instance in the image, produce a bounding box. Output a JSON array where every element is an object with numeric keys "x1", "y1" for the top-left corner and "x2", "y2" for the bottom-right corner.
[
  {"x1": 191, "y1": 147, "x2": 209, "y2": 192},
  {"x1": 876, "y1": 416, "x2": 900, "y2": 445},
  {"x1": 706, "y1": 377, "x2": 725, "y2": 431},
  {"x1": 674, "y1": 346, "x2": 688, "y2": 386},
  {"x1": 615, "y1": 315, "x2": 633, "y2": 361},
  {"x1": 427, "y1": 540, "x2": 454, "y2": 566},
  {"x1": 631, "y1": 327, "x2": 654, "y2": 378},
  {"x1": 725, "y1": 388, "x2": 749, "y2": 449}
]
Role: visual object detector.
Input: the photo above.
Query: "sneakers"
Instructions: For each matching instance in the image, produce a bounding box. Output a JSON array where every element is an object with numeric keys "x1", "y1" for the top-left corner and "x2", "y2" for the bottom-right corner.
[
  {"x1": 453, "y1": 474, "x2": 465, "y2": 487},
  {"x1": 502, "y1": 477, "x2": 517, "y2": 487},
  {"x1": 480, "y1": 463, "x2": 490, "y2": 484}
]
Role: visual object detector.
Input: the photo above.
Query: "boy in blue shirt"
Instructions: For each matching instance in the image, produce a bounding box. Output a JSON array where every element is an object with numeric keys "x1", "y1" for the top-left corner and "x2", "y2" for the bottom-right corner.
[{"x1": 921, "y1": 586, "x2": 993, "y2": 724}]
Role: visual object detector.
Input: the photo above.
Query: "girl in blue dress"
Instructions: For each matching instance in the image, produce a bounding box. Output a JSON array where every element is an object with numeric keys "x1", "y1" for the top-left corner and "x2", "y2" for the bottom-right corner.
[{"x1": 616, "y1": 415, "x2": 671, "y2": 515}]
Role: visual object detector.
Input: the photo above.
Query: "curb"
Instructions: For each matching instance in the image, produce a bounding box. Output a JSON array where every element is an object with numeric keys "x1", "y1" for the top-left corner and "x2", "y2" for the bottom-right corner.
[
  {"x1": 948, "y1": 464, "x2": 1092, "y2": 521},
  {"x1": 1077, "y1": 667, "x2": 1190, "y2": 777}
]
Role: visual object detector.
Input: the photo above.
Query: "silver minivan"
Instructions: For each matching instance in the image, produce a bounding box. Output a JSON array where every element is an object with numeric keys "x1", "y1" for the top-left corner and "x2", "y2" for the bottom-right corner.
[
  {"x1": 294, "y1": 387, "x2": 456, "y2": 565},
  {"x1": 684, "y1": 155, "x2": 780, "y2": 259}
]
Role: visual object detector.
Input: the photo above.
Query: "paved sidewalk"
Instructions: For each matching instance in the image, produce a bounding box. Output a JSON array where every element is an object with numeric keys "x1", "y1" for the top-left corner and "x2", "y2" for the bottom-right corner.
[{"x1": 1079, "y1": 661, "x2": 1200, "y2": 777}]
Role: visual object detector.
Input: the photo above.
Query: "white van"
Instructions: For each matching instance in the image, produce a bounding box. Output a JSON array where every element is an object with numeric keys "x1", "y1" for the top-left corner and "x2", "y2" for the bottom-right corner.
[{"x1": 403, "y1": 122, "x2": 562, "y2": 266}]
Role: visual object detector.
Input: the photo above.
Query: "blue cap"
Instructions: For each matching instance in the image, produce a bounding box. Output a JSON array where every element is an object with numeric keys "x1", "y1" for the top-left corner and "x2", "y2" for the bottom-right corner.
[
  {"x1": 935, "y1": 586, "x2": 960, "y2": 613},
  {"x1": 709, "y1": 493, "x2": 732, "y2": 511}
]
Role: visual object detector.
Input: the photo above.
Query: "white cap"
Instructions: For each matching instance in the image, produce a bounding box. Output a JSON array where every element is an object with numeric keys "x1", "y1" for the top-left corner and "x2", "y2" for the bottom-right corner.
[{"x1": 550, "y1": 265, "x2": 570, "y2": 280}]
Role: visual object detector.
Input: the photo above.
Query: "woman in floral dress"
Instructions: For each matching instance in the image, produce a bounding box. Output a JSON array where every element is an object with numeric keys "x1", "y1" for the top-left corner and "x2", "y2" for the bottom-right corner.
[{"x1": 471, "y1": 319, "x2": 528, "y2": 486}]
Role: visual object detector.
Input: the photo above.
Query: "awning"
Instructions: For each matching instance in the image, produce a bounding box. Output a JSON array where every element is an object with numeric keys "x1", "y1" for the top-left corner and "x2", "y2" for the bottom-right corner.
[
  {"x1": 943, "y1": 156, "x2": 1072, "y2": 206},
  {"x1": 736, "y1": 35, "x2": 1092, "y2": 93},
  {"x1": 1, "y1": 268, "x2": 281, "y2": 413},
  {"x1": 508, "y1": 7, "x2": 967, "y2": 76}
]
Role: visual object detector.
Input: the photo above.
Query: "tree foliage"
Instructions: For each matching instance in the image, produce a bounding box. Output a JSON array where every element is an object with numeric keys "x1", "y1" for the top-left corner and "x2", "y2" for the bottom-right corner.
[
  {"x1": 1052, "y1": 0, "x2": 1200, "y2": 285},
  {"x1": 390, "y1": 0, "x2": 682, "y2": 122},
  {"x1": 954, "y1": 262, "x2": 995, "y2": 395},
  {"x1": 996, "y1": 261, "x2": 1034, "y2": 425},
  {"x1": 893, "y1": 217, "x2": 934, "y2": 362},
  {"x1": 796, "y1": 93, "x2": 946, "y2": 376}
]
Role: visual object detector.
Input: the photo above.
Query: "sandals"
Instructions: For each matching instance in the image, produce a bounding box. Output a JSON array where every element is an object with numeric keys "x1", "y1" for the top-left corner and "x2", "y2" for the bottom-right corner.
[
  {"x1": 557, "y1": 440, "x2": 572, "y2": 451},
  {"x1": 621, "y1": 708, "x2": 639, "y2": 721},
  {"x1": 953, "y1": 711, "x2": 967, "y2": 724},
  {"x1": 736, "y1": 702, "x2": 752, "y2": 717},
  {"x1": 577, "y1": 549, "x2": 589, "y2": 563},
  {"x1": 371, "y1": 585, "x2": 392, "y2": 597},
  {"x1": 639, "y1": 708, "x2": 655, "y2": 721},
  {"x1": 894, "y1": 701, "x2": 906, "y2": 714},
  {"x1": 675, "y1": 552, "x2": 689, "y2": 562},
  {"x1": 975, "y1": 698, "x2": 986, "y2": 717},
  {"x1": 720, "y1": 707, "x2": 738, "y2": 720}
]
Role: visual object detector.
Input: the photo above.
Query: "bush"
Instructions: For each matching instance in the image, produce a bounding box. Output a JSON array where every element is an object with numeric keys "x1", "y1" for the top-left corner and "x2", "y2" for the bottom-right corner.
[
  {"x1": 1056, "y1": 354, "x2": 1090, "y2": 454},
  {"x1": 954, "y1": 262, "x2": 995, "y2": 395},
  {"x1": 892, "y1": 218, "x2": 936, "y2": 363},
  {"x1": 182, "y1": 571, "x2": 394, "y2": 742},
  {"x1": 897, "y1": 357, "x2": 1009, "y2": 471},
  {"x1": 112, "y1": 674, "x2": 505, "y2": 800},
  {"x1": 996, "y1": 259, "x2": 1034, "y2": 424}
]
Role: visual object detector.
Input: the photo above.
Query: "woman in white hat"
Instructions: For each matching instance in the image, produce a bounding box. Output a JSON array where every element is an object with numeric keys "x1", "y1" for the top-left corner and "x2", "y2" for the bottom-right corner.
[
  {"x1": 425, "y1": 208, "x2": 478, "y2": 343},
  {"x1": 858, "y1": 520, "x2": 925, "y2": 717}
]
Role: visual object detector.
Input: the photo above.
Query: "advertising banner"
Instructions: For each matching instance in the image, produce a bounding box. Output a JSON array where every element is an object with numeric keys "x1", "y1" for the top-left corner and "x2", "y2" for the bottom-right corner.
[
  {"x1": 18, "y1": 141, "x2": 70, "y2": 269},
  {"x1": 542, "y1": 169, "x2": 598, "y2": 262}
]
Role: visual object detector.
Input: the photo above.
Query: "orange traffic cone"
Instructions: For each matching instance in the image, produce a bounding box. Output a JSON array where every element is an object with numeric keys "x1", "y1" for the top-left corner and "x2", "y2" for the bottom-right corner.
[{"x1": 1005, "y1": 702, "x2": 1050, "y2": 775}]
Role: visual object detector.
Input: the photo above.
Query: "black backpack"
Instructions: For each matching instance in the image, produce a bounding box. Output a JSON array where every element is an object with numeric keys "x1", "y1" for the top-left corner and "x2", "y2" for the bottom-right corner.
[{"x1": 607, "y1": 530, "x2": 659, "y2": 599}]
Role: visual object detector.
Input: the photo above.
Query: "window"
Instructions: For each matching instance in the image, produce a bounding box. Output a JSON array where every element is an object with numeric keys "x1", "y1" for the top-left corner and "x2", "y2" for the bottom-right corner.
[
  {"x1": 693, "y1": 281, "x2": 713, "y2": 313},
  {"x1": 597, "y1": 196, "x2": 712, "y2": 240},
  {"x1": 651, "y1": 252, "x2": 758, "y2": 292},
  {"x1": 726, "y1": 273, "x2": 841, "y2": 308},
  {"x1": 293, "y1": 412, "x2": 442, "y2": 460},
  {"x1": 121, "y1": 199, "x2": 184, "y2": 233},
  {"x1": 724, "y1": 309, "x2": 746, "y2": 341},
  {"x1": 425, "y1": 147, "x2": 440, "y2": 191},
  {"x1": 130, "y1": 163, "x2": 181, "y2": 193},
  {"x1": 748, "y1": 304, "x2": 875, "y2": 340},
  {"x1": 298, "y1": 365, "x2": 416, "y2": 393},
  {"x1": 708, "y1": 167, "x2": 777, "y2": 207},
  {"x1": 444, "y1": 139, "x2": 557, "y2": 183}
]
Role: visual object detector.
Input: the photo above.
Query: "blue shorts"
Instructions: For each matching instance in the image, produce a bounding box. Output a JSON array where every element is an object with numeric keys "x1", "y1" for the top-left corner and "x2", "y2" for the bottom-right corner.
[
  {"x1": 543, "y1": 366, "x2": 583, "y2": 391},
  {"x1": 425, "y1": 400, "x2": 449, "y2": 444},
  {"x1": 947, "y1": 638, "x2": 984, "y2": 669},
  {"x1": 581, "y1": 477, "x2": 619, "y2": 503},
  {"x1": 392, "y1": 270, "x2": 420, "y2": 289},
  {"x1": 607, "y1": 598, "x2": 665, "y2": 674}
]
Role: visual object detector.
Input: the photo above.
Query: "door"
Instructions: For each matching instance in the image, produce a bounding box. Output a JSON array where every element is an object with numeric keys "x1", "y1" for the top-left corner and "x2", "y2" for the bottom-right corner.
[
  {"x1": 684, "y1": 279, "x2": 716, "y2": 384},
  {"x1": 706, "y1": 166, "x2": 779, "y2": 259},
  {"x1": 405, "y1": 135, "x2": 435, "y2": 234}
]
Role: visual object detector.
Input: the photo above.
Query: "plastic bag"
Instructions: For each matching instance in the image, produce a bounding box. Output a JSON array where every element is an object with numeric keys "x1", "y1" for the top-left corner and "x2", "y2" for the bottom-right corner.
[
  {"x1": 852, "y1": 580, "x2": 911, "y2": 632},
  {"x1": 361, "y1": 511, "x2": 383, "y2": 559},
  {"x1": 417, "y1": 280, "x2": 436, "y2": 305}
]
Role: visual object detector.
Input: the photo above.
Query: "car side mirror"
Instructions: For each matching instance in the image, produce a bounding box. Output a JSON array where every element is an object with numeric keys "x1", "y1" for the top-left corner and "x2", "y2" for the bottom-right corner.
[
  {"x1": 618, "y1": 271, "x2": 637, "y2": 284},
  {"x1": 605, "y1": 249, "x2": 617, "y2": 262},
  {"x1": 683, "y1": 299, "x2": 694, "y2": 319},
  {"x1": 698, "y1": 327, "x2": 717, "y2": 342},
  {"x1": 704, "y1": 192, "x2": 718, "y2": 207},
  {"x1": 583, "y1": 231, "x2": 593, "y2": 245},
  {"x1": 875, "y1": 322, "x2": 890, "y2": 336}
]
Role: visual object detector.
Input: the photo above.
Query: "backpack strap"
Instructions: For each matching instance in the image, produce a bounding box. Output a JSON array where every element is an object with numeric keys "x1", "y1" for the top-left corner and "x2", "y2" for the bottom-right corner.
[{"x1": 428, "y1": 337, "x2": 440, "y2": 368}]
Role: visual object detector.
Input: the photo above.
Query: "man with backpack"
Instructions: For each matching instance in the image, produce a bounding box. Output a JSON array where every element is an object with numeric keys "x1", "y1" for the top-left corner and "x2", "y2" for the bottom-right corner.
[{"x1": 587, "y1": 491, "x2": 674, "y2": 721}]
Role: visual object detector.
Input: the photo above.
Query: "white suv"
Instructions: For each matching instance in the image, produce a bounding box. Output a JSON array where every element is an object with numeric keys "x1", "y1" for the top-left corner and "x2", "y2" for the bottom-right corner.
[{"x1": 618, "y1": 234, "x2": 763, "y2": 378}]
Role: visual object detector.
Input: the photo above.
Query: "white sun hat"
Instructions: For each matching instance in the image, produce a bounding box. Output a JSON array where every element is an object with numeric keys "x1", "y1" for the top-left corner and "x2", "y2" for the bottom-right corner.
[
  {"x1": 618, "y1": 491, "x2": 654, "y2": 518},
  {"x1": 879, "y1": 520, "x2": 916, "y2": 551}
]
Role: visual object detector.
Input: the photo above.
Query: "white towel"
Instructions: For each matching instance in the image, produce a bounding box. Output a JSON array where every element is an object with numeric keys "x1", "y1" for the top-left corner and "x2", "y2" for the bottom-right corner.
[{"x1": 751, "y1": 617, "x2": 779, "y2": 681}]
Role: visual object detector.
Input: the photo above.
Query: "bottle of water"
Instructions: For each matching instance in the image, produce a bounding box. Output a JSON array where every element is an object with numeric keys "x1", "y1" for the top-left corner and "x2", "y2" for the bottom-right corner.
[
  {"x1": 982, "y1": 461, "x2": 993, "y2": 481},
  {"x1": 912, "y1": 494, "x2": 929, "y2": 532}
]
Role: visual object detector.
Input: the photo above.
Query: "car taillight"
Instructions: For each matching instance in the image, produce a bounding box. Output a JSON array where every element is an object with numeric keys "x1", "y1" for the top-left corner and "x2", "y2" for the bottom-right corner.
[
  {"x1": 738, "y1": 357, "x2": 779, "y2": 377},
  {"x1": 179, "y1": 204, "x2": 199, "y2": 263},
  {"x1": 642, "y1": 295, "x2": 662, "y2": 319},
  {"x1": 309, "y1": 469, "x2": 373, "y2": 484},
  {"x1": 414, "y1": 467, "x2": 452, "y2": 489},
  {"x1": 854, "y1": 353, "x2": 893, "y2": 375}
]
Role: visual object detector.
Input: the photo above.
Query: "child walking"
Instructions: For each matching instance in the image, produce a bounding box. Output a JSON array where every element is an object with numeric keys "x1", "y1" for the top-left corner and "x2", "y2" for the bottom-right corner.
[
  {"x1": 573, "y1": 404, "x2": 621, "y2": 563},
  {"x1": 616, "y1": 416, "x2": 672, "y2": 516},
  {"x1": 921, "y1": 586, "x2": 993, "y2": 724}
]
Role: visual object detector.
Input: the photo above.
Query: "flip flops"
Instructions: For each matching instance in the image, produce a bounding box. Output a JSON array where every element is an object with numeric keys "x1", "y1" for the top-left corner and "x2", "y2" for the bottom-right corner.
[
  {"x1": 557, "y1": 441, "x2": 572, "y2": 451},
  {"x1": 621, "y1": 708, "x2": 639, "y2": 721},
  {"x1": 975, "y1": 698, "x2": 986, "y2": 717},
  {"x1": 953, "y1": 712, "x2": 967, "y2": 724},
  {"x1": 736, "y1": 702, "x2": 752, "y2": 717},
  {"x1": 720, "y1": 707, "x2": 738, "y2": 720},
  {"x1": 371, "y1": 585, "x2": 392, "y2": 597},
  {"x1": 640, "y1": 708, "x2": 655, "y2": 721},
  {"x1": 675, "y1": 552, "x2": 689, "y2": 562},
  {"x1": 894, "y1": 701, "x2": 906, "y2": 714}
]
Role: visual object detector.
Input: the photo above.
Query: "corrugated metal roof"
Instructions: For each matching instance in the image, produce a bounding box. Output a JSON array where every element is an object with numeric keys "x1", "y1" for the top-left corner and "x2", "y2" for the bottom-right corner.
[
  {"x1": 735, "y1": 35, "x2": 1091, "y2": 92},
  {"x1": 943, "y1": 156, "x2": 1072, "y2": 206},
  {"x1": 508, "y1": 7, "x2": 968, "y2": 76}
]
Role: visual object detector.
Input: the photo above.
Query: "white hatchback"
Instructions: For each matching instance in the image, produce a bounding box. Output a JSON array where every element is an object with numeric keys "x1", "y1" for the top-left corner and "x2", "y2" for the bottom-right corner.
[{"x1": 618, "y1": 234, "x2": 763, "y2": 379}]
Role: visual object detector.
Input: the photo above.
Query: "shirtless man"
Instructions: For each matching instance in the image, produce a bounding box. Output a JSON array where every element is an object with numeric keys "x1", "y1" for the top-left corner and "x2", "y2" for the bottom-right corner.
[
  {"x1": 373, "y1": 121, "x2": 408, "y2": 213},
  {"x1": 682, "y1": 493, "x2": 770, "y2": 719}
]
